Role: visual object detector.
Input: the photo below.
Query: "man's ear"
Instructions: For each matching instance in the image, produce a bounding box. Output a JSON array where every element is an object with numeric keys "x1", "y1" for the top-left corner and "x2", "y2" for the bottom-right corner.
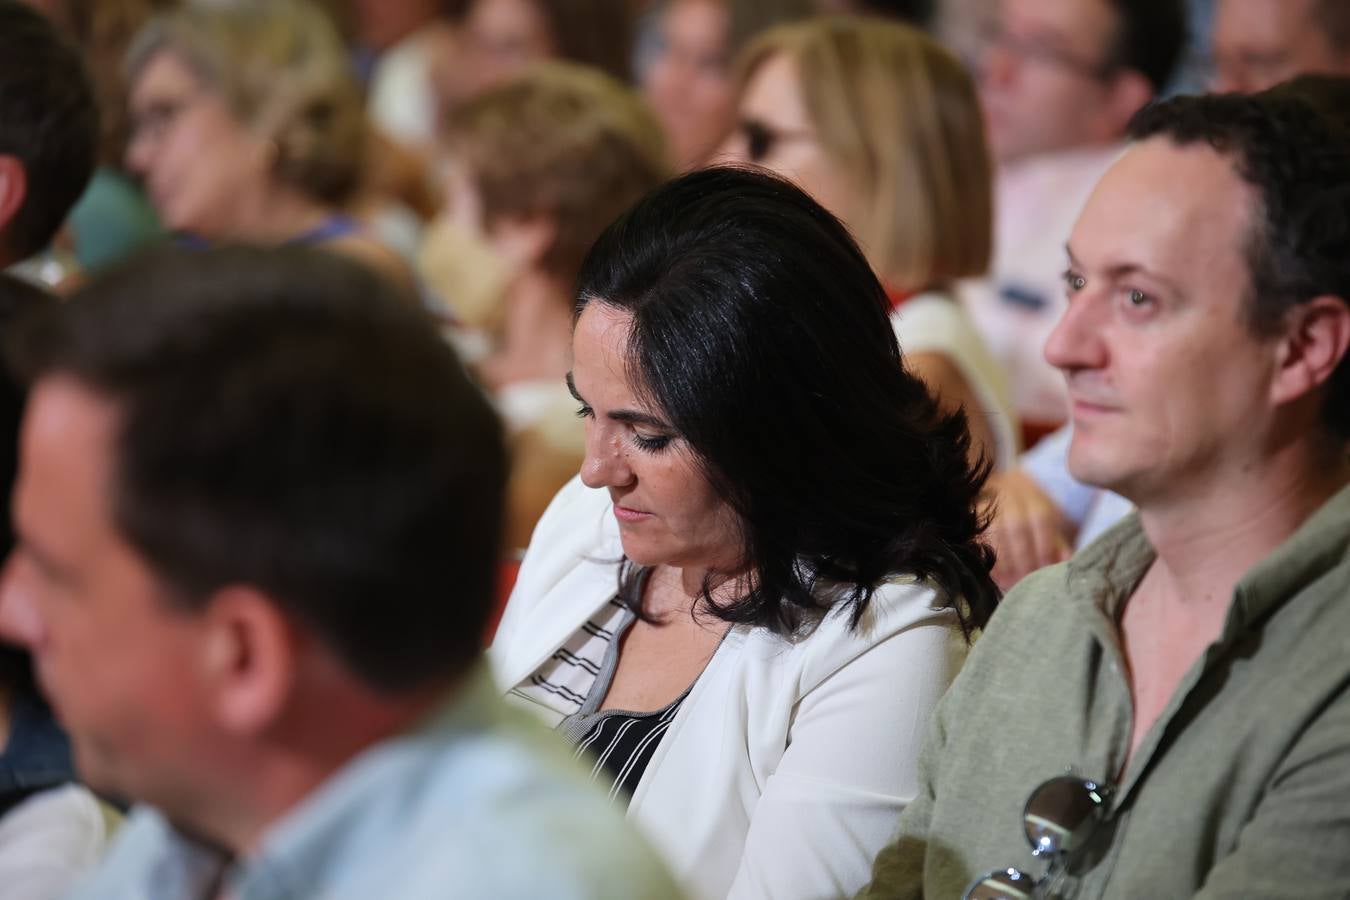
[
  {"x1": 198, "y1": 585, "x2": 300, "y2": 737},
  {"x1": 0, "y1": 155, "x2": 29, "y2": 249},
  {"x1": 1270, "y1": 295, "x2": 1350, "y2": 407}
]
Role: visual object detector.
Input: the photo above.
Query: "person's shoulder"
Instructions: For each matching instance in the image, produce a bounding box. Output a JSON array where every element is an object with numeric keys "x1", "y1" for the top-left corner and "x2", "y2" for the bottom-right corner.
[
  {"x1": 366, "y1": 709, "x2": 681, "y2": 899},
  {"x1": 978, "y1": 512, "x2": 1145, "y2": 643},
  {"x1": 760, "y1": 578, "x2": 963, "y2": 695},
  {"x1": 0, "y1": 783, "x2": 115, "y2": 870}
]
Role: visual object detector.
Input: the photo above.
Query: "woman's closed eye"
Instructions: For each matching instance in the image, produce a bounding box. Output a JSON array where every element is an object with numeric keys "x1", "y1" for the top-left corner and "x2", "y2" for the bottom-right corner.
[{"x1": 631, "y1": 430, "x2": 673, "y2": 453}]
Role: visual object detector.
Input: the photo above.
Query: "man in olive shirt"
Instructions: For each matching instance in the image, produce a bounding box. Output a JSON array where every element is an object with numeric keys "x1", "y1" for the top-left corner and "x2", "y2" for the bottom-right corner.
[{"x1": 861, "y1": 88, "x2": 1350, "y2": 898}]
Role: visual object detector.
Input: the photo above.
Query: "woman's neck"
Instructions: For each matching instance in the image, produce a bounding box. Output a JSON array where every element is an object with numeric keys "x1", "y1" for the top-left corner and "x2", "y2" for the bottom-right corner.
[{"x1": 220, "y1": 181, "x2": 338, "y2": 246}]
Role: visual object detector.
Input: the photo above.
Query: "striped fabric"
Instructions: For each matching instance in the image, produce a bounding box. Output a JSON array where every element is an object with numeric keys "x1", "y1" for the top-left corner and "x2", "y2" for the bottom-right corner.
[
  {"x1": 510, "y1": 570, "x2": 704, "y2": 803},
  {"x1": 508, "y1": 597, "x2": 629, "y2": 727},
  {"x1": 564, "y1": 692, "x2": 688, "y2": 802}
]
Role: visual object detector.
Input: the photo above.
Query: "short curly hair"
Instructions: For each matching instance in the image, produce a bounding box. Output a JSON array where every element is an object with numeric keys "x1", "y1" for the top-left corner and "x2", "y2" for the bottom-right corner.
[
  {"x1": 1128, "y1": 86, "x2": 1350, "y2": 438},
  {"x1": 125, "y1": 0, "x2": 364, "y2": 206},
  {"x1": 446, "y1": 62, "x2": 669, "y2": 282}
]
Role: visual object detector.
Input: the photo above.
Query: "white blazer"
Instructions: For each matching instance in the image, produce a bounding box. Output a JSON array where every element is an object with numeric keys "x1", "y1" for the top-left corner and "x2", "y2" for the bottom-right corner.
[{"x1": 488, "y1": 477, "x2": 968, "y2": 900}]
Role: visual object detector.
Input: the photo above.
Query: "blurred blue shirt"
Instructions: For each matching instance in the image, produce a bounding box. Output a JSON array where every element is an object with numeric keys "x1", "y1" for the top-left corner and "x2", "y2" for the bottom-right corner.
[{"x1": 68, "y1": 667, "x2": 683, "y2": 900}]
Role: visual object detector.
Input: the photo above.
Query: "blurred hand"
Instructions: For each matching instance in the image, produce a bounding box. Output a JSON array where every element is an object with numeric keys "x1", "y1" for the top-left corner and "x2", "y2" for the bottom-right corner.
[{"x1": 983, "y1": 468, "x2": 1073, "y2": 592}]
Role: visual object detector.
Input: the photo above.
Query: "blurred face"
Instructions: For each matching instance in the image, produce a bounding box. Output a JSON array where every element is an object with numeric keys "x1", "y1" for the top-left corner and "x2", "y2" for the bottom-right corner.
[
  {"x1": 642, "y1": 0, "x2": 736, "y2": 170},
  {"x1": 1045, "y1": 139, "x2": 1284, "y2": 503},
  {"x1": 0, "y1": 378, "x2": 218, "y2": 806},
  {"x1": 1211, "y1": 0, "x2": 1350, "y2": 93},
  {"x1": 570, "y1": 303, "x2": 742, "y2": 573},
  {"x1": 978, "y1": 0, "x2": 1122, "y2": 163},
  {"x1": 126, "y1": 51, "x2": 273, "y2": 238},
  {"x1": 725, "y1": 53, "x2": 855, "y2": 231},
  {"x1": 460, "y1": 0, "x2": 555, "y2": 98},
  {"x1": 351, "y1": 0, "x2": 440, "y2": 50}
]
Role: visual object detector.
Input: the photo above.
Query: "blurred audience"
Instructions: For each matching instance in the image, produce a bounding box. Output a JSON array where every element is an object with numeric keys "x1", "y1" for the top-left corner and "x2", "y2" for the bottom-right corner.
[
  {"x1": 862, "y1": 84, "x2": 1350, "y2": 899},
  {"x1": 961, "y1": 0, "x2": 1186, "y2": 431},
  {"x1": 641, "y1": 0, "x2": 812, "y2": 170},
  {"x1": 123, "y1": 0, "x2": 414, "y2": 292},
  {"x1": 354, "y1": 0, "x2": 462, "y2": 147},
  {"x1": 31, "y1": 0, "x2": 170, "y2": 276},
  {"x1": 727, "y1": 17, "x2": 1019, "y2": 469},
  {"x1": 428, "y1": 62, "x2": 668, "y2": 549},
  {"x1": 432, "y1": 0, "x2": 636, "y2": 119},
  {"x1": 1, "y1": 0, "x2": 98, "y2": 288},
  {"x1": 1210, "y1": 0, "x2": 1350, "y2": 92},
  {"x1": 0, "y1": 246, "x2": 682, "y2": 900},
  {"x1": 491, "y1": 168, "x2": 998, "y2": 899}
]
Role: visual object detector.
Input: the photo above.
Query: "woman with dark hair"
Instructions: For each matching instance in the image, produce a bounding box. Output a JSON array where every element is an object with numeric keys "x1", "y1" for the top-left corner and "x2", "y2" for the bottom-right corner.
[{"x1": 489, "y1": 167, "x2": 999, "y2": 899}]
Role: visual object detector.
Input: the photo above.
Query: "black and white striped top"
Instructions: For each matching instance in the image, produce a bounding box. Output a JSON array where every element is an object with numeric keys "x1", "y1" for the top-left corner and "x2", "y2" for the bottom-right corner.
[{"x1": 509, "y1": 571, "x2": 709, "y2": 803}]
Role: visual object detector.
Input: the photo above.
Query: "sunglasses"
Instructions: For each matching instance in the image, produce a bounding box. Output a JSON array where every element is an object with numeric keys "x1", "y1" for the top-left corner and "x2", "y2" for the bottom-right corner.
[
  {"x1": 736, "y1": 118, "x2": 816, "y2": 163},
  {"x1": 963, "y1": 775, "x2": 1112, "y2": 900}
]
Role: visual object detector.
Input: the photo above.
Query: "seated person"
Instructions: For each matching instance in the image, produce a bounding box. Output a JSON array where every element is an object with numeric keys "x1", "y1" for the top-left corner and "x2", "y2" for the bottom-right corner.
[
  {"x1": 860, "y1": 86, "x2": 1350, "y2": 899},
  {"x1": 984, "y1": 72, "x2": 1350, "y2": 591},
  {"x1": 122, "y1": 0, "x2": 414, "y2": 293},
  {"x1": 425, "y1": 62, "x2": 669, "y2": 550},
  {"x1": 0, "y1": 246, "x2": 681, "y2": 899},
  {"x1": 490, "y1": 167, "x2": 1001, "y2": 899},
  {"x1": 726, "y1": 16, "x2": 1020, "y2": 470}
]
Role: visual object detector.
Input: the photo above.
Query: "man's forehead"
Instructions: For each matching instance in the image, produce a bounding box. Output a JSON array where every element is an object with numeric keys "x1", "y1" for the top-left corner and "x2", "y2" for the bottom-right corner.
[
  {"x1": 19, "y1": 378, "x2": 119, "y2": 505},
  {"x1": 1073, "y1": 139, "x2": 1255, "y2": 272},
  {"x1": 1004, "y1": 0, "x2": 1118, "y2": 46},
  {"x1": 1215, "y1": 0, "x2": 1315, "y2": 44}
]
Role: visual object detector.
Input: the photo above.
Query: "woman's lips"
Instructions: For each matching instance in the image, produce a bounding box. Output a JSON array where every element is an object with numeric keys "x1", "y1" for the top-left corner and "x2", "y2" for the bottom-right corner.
[{"x1": 613, "y1": 504, "x2": 653, "y2": 524}]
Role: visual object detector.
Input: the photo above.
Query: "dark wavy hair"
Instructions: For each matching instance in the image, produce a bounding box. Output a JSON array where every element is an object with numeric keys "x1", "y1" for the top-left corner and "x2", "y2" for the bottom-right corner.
[
  {"x1": 574, "y1": 167, "x2": 999, "y2": 638},
  {"x1": 1128, "y1": 85, "x2": 1350, "y2": 438},
  {"x1": 1105, "y1": 0, "x2": 1188, "y2": 93},
  {"x1": 0, "y1": 0, "x2": 98, "y2": 263}
]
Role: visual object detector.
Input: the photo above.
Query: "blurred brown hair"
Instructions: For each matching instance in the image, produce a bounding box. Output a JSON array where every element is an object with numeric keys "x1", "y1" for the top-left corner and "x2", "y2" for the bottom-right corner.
[{"x1": 446, "y1": 61, "x2": 669, "y2": 280}]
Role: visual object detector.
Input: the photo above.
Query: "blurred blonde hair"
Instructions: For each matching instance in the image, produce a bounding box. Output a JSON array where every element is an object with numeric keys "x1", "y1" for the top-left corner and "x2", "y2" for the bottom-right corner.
[
  {"x1": 446, "y1": 61, "x2": 670, "y2": 281},
  {"x1": 125, "y1": 0, "x2": 365, "y2": 205},
  {"x1": 737, "y1": 16, "x2": 992, "y2": 288}
]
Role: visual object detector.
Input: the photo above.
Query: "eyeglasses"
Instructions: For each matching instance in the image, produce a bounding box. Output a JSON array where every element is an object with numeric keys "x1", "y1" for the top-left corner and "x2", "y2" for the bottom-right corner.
[
  {"x1": 129, "y1": 91, "x2": 205, "y2": 145},
  {"x1": 963, "y1": 775, "x2": 1112, "y2": 900},
  {"x1": 736, "y1": 118, "x2": 816, "y2": 163},
  {"x1": 980, "y1": 23, "x2": 1118, "y2": 82}
]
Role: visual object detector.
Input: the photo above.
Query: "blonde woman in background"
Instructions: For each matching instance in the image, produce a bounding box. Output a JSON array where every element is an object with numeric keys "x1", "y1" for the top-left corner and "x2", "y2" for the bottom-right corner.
[
  {"x1": 424, "y1": 62, "x2": 668, "y2": 549},
  {"x1": 725, "y1": 16, "x2": 1020, "y2": 469},
  {"x1": 123, "y1": 0, "x2": 414, "y2": 293}
]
